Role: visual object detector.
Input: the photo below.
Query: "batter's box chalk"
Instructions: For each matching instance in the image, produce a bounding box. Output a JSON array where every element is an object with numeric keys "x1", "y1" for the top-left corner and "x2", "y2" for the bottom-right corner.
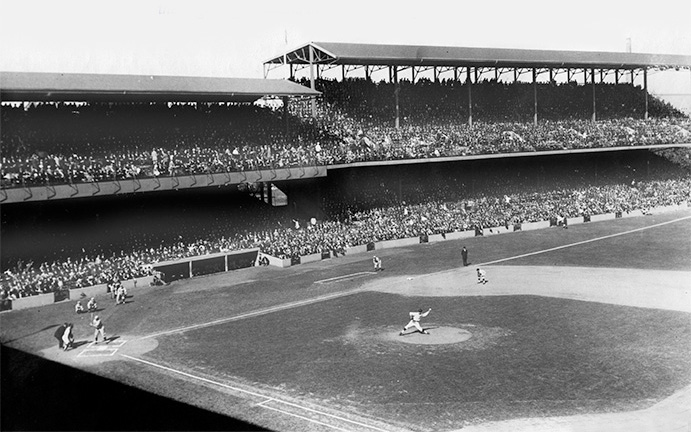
[
  {"x1": 77, "y1": 348, "x2": 118, "y2": 357},
  {"x1": 106, "y1": 340, "x2": 127, "y2": 348}
]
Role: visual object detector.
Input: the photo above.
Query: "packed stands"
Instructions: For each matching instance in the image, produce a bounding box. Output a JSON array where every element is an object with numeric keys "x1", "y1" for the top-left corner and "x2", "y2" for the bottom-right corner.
[
  {"x1": 2, "y1": 79, "x2": 690, "y2": 188},
  {"x1": 3, "y1": 149, "x2": 690, "y2": 300},
  {"x1": 2, "y1": 75, "x2": 691, "y2": 300}
]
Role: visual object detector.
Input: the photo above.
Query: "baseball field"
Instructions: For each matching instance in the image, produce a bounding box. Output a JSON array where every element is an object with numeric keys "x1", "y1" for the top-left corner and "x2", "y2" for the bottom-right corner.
[{"x1": 2, "y1": 209, "x2": 690, "y2": 432}]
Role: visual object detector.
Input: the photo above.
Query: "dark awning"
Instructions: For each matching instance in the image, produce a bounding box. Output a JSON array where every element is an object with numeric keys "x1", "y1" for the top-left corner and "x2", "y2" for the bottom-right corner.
[
  {"x1": 0, "y1": 72, "x2": 320, "y2": 102},
  {"x1": 265, "y1": 42, "x2": 691, "y2": 70}
]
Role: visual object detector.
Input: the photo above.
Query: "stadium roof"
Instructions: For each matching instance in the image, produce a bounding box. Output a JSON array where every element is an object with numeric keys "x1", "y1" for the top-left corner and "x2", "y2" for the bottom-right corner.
[
  {"x1": 265, "y1": 42, "x2": 691, "y2": 70},
  {"x1": 0, "y1": 71, "x2": 320, "y2": 102}
]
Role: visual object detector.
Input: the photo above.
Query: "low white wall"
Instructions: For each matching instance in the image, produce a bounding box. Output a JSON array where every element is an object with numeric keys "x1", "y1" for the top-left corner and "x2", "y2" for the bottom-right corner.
[
  {"x1": 566, "y1": 217, "x2": 584, "y2": 226},
  {"x1": 376, "y1": 237, "x2": 421, "y2": 249},
  {"x1": 621, "y1": 210, "x2": 644, "y2": 219},
  {"x1": 445, "y1": 231, "x2": 475, "y2": 240},
  {"x1": 347, "y1": 245, "x2": 369, "y2": 254},
  {"x1": 484, "y1": 226, "x2": 511, "y2": 235},
  {"x1": 301, "y1": 253, "x2": 323, "y2": 264},
  {"x1": 521, "y1": 221, "x2": 551, "y2": 231},
  {"x1": 428, "y1": 233, "x2": 447, "y2": 243},
  {"x1": 265, "y1": 255, "x2": 291, "y2": 268},
  {"x1": 590, "y1": 213, "x2": 616, "y2": 222},
  {"x1": 12, "y1": 293, "x2": 55, "y2": 310},
  {"x1": 68, "y1": 276, "x2": 155, "y2": 300}
]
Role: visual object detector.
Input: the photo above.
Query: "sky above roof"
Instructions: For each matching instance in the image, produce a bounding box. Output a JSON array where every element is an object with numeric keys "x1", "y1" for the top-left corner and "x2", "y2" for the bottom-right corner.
[{"x1": 1, "y1": 0, "x2": 689, "y2": 107}]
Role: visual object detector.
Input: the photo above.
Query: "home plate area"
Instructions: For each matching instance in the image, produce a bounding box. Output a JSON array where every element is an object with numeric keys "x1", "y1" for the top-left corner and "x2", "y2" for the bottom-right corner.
[{"x1": 77, "y1": 339, "x2": 127, "y2": 358}]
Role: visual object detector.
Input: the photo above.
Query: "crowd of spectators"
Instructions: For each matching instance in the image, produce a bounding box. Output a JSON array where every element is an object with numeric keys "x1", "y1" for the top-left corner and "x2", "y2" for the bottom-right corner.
[
  {"x1": 2, "y1": 79, "x2": 690, "y2": 188},
  {"x1": 2, "y1": 79, "x2": 691, "y2": 300},
  {"x1": 3, "y1": 166, "x2": 689, "y2": 300}
]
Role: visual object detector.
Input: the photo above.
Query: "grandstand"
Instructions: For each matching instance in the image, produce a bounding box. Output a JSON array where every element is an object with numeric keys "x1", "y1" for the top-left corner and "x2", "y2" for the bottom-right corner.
[{"x1": 1, "y1": 42, "x2": 691, "y2": 431}]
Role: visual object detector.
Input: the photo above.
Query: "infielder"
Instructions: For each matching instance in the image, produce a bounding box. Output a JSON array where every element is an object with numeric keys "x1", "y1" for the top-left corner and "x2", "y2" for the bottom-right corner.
[
  {"x1": 399, "y1": 308, "x2": 432, "y2": 335},
  {"x1": 477, "y1": 268, "x2": 488, "y2": 284},
  {"x1": 372, "y1": 255, "x2": 382, "y2": 271}
]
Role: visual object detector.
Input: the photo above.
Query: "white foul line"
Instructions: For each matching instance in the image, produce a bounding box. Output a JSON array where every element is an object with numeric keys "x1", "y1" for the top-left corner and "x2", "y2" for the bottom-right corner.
[
  {"x1": 480, "y1": 215, "x2": 691, "y2": 267},
  {"x1": 140, "y1": 288, "x2": 362, "y2": 340},
  {"x1": 120, "y1": 354, "x2": 389, "y2": 432},
  {"x1": 315, "y1": 272, "x2": 375, "y2": 284}
]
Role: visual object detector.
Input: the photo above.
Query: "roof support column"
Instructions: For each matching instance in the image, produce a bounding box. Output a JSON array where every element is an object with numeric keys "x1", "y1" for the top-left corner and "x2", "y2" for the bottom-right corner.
[
  {"x1": 643, "y1": 68, "x2": 649, "y2": 120},
  {"x1": 467, "y1": 67, "x2": 473, "y2": 127},
  {"x1": 365, "y1": 66, "x2": 370, "y2": 81},
  {"x1": 342, "y1": 65, "x2": 346, "y2": 80},
  {"x1": 615, "y1": 69, "x2": 619, "y2": 85},
  {"x1": 283, "y1": 96, "x2": 289, "y2": 135},
  {"x1": 454, "y1": 67, "x2": 458, "y2": 82},
  {"x1": 591, "y1": 68, "x2": 597, "y2": 123},
  {"x1": 394, "y1": 66, "x2": 400, "y2": 129},
  {"x1": 290, "y1": 64, "x2": 294, "y2": 80},
  {"x1": 309, "y1": 45, "x2": 316, "y2": 117},
  {"x1": 532, "y1": 68, "x2": 538, "y2": 126}
]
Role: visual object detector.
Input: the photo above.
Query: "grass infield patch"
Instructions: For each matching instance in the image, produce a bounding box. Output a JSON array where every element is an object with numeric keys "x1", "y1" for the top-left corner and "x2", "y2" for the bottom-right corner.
[{"x1": 148, "y1": 292, "x2": 691, "y2": 429}]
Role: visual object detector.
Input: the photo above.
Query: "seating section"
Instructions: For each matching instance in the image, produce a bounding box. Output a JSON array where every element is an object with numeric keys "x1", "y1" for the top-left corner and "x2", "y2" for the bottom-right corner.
[{"x1": 1, "y1": 78, "x2": 690, "y2": 300}]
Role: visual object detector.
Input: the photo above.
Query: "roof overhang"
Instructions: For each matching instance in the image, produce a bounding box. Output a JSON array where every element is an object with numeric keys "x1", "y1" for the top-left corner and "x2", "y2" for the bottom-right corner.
[
  {"x1": 265, "y1": 42, "x2": 691, "y2": 71},
  {"x1": 0, "y1": 72, "x2": 320, "y2": 102}
]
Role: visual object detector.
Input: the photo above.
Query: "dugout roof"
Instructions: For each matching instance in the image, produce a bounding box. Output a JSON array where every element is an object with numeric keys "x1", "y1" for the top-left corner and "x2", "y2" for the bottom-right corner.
[
  {"x1": 0, "y1": 71, "x2": 320, "y2": 103},
  {"x1": 265, "y1": 41, "x2": 691, "y2": 70}
]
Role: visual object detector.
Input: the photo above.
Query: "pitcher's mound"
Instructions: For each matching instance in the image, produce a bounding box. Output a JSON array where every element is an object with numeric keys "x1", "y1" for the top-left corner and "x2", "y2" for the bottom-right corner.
[{"x1": 396, "y1": 327, "x2": 472, "y2": 345}]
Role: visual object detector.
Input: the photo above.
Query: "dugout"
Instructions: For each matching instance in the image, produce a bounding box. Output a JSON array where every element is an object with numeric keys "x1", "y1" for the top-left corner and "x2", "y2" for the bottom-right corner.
[{"x1": 152, "y1": 248, "x2": 260, "y2": 282}]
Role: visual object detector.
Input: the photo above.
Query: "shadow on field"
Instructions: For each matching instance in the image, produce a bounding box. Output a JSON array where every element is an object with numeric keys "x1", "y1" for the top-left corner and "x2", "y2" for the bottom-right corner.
[
  {"x1": 4, "y1": 324, "x2": 63, "y2": 344},
  {"x1": 0, "y1": 345, "x2": 269, "y2": 431}
]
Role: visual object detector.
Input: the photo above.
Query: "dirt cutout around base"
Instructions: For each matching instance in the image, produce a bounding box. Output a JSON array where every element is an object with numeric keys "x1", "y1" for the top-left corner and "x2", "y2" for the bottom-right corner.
[{"x1": 39, "y1": 335, "x2": 158, "y2": 365}]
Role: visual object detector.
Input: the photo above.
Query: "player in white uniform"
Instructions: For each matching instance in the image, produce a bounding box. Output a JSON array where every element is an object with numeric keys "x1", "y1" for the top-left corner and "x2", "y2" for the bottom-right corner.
[
  {"x1": 90, "y1": 315, "x2": 106, "y2": 344},
  {"x1": 399, "y1": 308, "x2": 432, "y2": 335},
  {"x1": 477, "y1": 268, "x2": 488, "y2": 284},
  {"x1": 372, "y1": 256, "x2": 382, "y2": 271}
]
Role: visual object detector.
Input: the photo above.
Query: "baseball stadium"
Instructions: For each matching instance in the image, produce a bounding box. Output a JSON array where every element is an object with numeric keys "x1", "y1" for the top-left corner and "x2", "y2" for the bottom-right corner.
[{"x1": 1, "y1": 41, "x2": 691, "y2": 432}]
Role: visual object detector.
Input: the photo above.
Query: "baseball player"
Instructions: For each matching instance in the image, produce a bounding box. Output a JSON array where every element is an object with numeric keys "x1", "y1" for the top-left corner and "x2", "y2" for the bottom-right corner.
[
  {"x1": 74, "y1": 300, "x2": 84, "y2": 314},
  {"x1": 90, "y1": 315, "x2": 106, "y2": 344},
  {"x1": 399, "y1": 308, "x2": 432, "y2": 335},
  {"x1": 372, "y1": 255, "x2": 382, "y2": 272},
  {"x1": 87, "y1": 297, "x2": 97, "y2": 312},
  {"x1": 62, "y1": 323, "x2": 74, "y2": 351},
  {"x1": 477, "y1": 268, "x2": 488, "y2": 284}
]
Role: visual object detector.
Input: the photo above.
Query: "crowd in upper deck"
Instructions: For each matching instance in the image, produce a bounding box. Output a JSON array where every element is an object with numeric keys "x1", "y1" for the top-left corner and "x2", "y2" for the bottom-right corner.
[{"x1": 2, "y1": 79, "x2": 690, "y2": 188}]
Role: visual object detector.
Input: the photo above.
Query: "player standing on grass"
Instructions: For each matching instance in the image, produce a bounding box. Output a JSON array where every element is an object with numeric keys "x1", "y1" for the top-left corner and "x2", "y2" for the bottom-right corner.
[
  {"x1": 373, "y1": 255, "x2": 382, "y2": 271},
  {"x1": 399, "y1": 308, "x2": 432, "y2": 335}
]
